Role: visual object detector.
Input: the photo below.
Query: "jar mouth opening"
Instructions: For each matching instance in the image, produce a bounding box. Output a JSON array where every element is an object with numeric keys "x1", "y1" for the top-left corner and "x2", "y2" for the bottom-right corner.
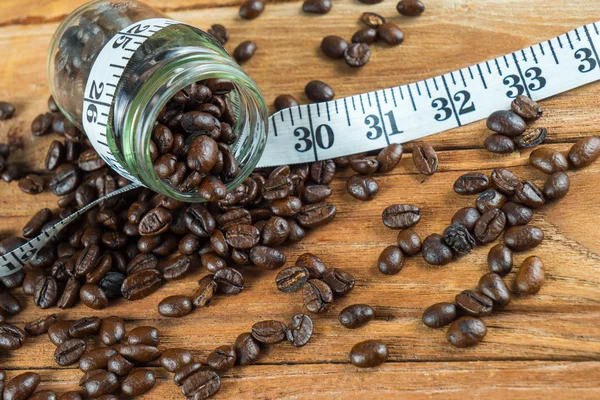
[{"x1": 122, "y1": 51, "x2": 268, "y2": 202}]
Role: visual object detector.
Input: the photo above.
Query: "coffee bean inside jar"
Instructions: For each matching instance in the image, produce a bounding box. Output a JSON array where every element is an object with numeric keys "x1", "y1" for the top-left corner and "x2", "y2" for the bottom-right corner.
[{"x1": 48, "y1": 0, "x2": 268, "y2": 201}]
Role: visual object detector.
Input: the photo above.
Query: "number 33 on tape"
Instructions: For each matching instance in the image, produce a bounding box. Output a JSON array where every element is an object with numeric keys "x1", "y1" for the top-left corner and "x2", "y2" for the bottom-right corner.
[{"x1": 257, "y1": 20, "x2": 600, "y2": 168}]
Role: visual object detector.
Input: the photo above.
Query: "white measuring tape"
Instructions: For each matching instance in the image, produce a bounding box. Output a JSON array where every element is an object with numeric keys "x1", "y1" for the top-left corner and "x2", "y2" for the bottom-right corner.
[{"x1": 2, "y1": 19, "x2": 600, "y2": 277}]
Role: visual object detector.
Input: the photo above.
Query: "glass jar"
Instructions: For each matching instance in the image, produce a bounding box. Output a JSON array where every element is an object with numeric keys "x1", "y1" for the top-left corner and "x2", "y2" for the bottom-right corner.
[{"x1": 47, "y1": 0, "x2": 268, "y2": 202}]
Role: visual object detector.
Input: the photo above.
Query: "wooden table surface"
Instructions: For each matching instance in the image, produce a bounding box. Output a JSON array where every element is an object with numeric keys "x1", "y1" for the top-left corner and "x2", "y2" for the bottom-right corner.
[{"x1": 1, "y1": 0, "x2": 600, "y2": 398}]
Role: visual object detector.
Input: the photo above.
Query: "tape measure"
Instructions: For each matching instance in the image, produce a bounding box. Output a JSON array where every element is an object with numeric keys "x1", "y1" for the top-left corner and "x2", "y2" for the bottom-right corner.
[{"x1": 1, "y1": 19, "x2": 600, "y2": 277}]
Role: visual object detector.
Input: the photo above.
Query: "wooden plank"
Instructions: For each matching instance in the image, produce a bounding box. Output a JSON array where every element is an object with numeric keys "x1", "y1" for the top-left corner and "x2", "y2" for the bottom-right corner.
[{"x1": 1, "y1": 0, "x2": 600, "y2": 398}]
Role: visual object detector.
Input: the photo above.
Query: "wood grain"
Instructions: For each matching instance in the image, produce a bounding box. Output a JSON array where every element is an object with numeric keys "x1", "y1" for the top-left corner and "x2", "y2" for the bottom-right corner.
[{"x1": 1, "y1": 0, "x2": 600, "y2": 398}]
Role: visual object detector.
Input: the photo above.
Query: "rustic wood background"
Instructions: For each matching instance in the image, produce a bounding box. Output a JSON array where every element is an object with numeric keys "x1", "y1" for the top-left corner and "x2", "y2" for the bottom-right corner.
[{"x1": 1, "y1": 0, "x2": 600, "y2": 398}]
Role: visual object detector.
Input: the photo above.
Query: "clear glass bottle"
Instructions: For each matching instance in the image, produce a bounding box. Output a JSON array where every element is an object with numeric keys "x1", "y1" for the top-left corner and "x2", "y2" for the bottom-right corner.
[{"x1": 47, "y1": 0, "x2": 268, "y2": 202}]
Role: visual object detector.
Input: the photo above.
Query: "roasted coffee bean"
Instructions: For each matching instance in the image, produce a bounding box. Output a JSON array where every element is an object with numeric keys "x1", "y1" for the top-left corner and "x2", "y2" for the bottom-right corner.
[
  {"x1": 0, "y1": 269, "x2": 25, "y2": 289},
  {"x1": 126, "y1": 326, "x2": 159, "y2": 346},
  {"x1": 19, "y1": 174, "x2": 45, "y2": 194},
  {"x1": 310, "y1": 160, "x2": 335, "y2": 184},
  {"x1": 45, "y1": 140, "x2": 65, "y2": 171},
  {"x1": 305, "y1": 80, "x2": 335, "y2": 102},
  {"x1": 80, "y1": 284, "x2": 108, "y2": 310},
  {"x1": 296, "y1": 253, "x2": 326, "y2": 278},
  {"x1": 0, "y1": 101, "x2": 16, "y2": 120},
  {"x1": 487, "y1": 244, "x2": 513, "y2": 276},
  {"x1": 377, "y1": 23, "x2": 403, "y2": 46},
  {"x1": 32, "y1": 112, "x2": 53, "y2": 136},
  {"x1": 152, "y1": 124, "x2": 174, "y2": 154},
  {"x1": 3, "y1": 372, "x2": 40, "y2": 400},
  {"x1": 321, "y1": 36, "x2": 348, "y2": 59},
  {"x1": 443, "y1": 223, "x2": 476, "y2": 255},
  {"x1": 486, "y1": 110, "x2": 526, "y2": 137},
  {"x1": 454, "y1": 172, "x2": 490, "y2": 195},
  {"x1": 543, "y1": 171, "x2": 570, "y2": 199},
  {"x1": 511, "y1": 95, "x2": 542, "y2": 120},
  {"x1": 121, "y1": 370, "x2": 155, "y2": 397},
  {"x1": 339, "y1": 304, "x2": 375, "y2": 329},
  {"x1": 158, "y1": 295, "x2": 193, "y2": 318},
  {"x1": 214, "y1": 267, "x2": 244, "y2": 294},
  {"x1": 160, "y1": 255, "x2": 192, "y2": 280},
  {"x1": 0, "y1": 324, "x2": 26, "y2": 350},
  {"x1": 79, "y1": 347, "x2": 118, "y2": 372},
  {"x1": 55, "y1": 338, "x2": 87, "y2": 366},
  {"x1": 446, "y1": 317, "x2": 487, "y2": 348},
  {"x1": 412, "y1": 143, "x2": 437, "y2": 175},
  {"x1": 360, "y1": 11, "x2": 386, "y2": 27},
  {"x1": 121, "y1": 269, "x2": 162, "y2": 300},
  {"x1": 262, "y1": 175, "x2": 292, "y2": 201},
  {"x1": 34, "y1": 276, "x2": 59, "y2": 309},
  {"x1": 377, "y1": 245, "x2": 404, "y2": 275},
  {"x1": 235, "y1": 332, "x2": 260, "y2": 365},
  {"x1": 100, "y1": 316, "x2": 125, "y2": 346},
  {"x1": 250, "y1": 245, "x2": 286, "y2": 269},
  {"x1": 501, "y1": 202, "x2": 533, "y2": 226},
  {"x1": 377, "y1": 143, "x2": 403, "y2": 172},
  {"x1": 397, "y1": 0, "x2": 425, "y2": 16},
  {"x1": 75, "y1": 184, "x2": 97, "y2": 208},
  {"x1": 181, "y1": 369, "x2": 221, "y2": 399},
  {"x1": 396, "y1": 229, "x2": 422, "y2": 255},
  {"x1": 79, "y1": 370, "x2": 119, "y2": 398},
  {"x1": 69, "y1": 317, "x2": 101, "y2": 338},
  {"x1": 275, "y1": 266, "x2": 310, "y2": 293},
  {"x1": 382, "y1": 204, "x2": 421, "y2": 229},
  {"x1": 47, "y1": 320, "x2": 71, "y2": 346},
  {"x1": 303, "y1": 279, "x2": 333, "y2": 313},
  {"x1": 108, "y1": 354, "x2": 134, "y2": 376},
  {"x1": 25, "y1": 314, "x2": 57, "y2": 336},
  {"x1": 514, "y1": 127, "x2": 548, "y2": 148},
  {"x1": 422, "y1": 302, "x2": 457, "y2": 328},
  {"x1": 301, "y1": 185, "x2": 332, "y2": 204},
  {"x1": 78, "y1": 149, "x2": 105, "y2": 171},
  {"x1": 193, "y1": 274, "x2": 217, "y2": 307},
  {"x1": 504, "y1": 225, "x2": 544, "y2": 251},
  {"x1": 476, "y1": 189, "x2": 507, "y2": 213},
  {"x1": 455, "y1": 290, "x2": 493, "y2": 317},
  {"x1": 478, "y1": 272, "x2": 511, "y2": 308},
  {"x1": 49, "y1": 164, "x2": 82, "y2": 196},
  {"x1": 208, "y1": 23, "x2": 229, "y2": 44},
  {"x1": 270, "y1": 196, "x2": 302, "y2": 217},
  {"x1": 128, "y1": 201, "x2": 150, "y2": 224},
  {"x1": 23, "y1": 272, "x2": 45, "y2": 297},
  {"x1": 187, "y1": 135, "x2": 219, "y2": 172},
  {"x1": 491, "y1": 168, "x2": 519, "y2": 195},
  {"x1": 352, "y1": 28, "x2": 377, "y2": 44},
  {"x1": 173, "y1": 362, "x2": 204, "y2": 387},
  {"x1": 1, "y1": 164, "x2": 21, "y2": 182},
  {"x1": 516, "y1": 256, "x2": 545, "y2": 295},
  {"x1": 251, "y1": 320, "x2": 288, "y2": 344},
  {"x1": 29, "y1": 390, "x2": 56, "y2": 400},
  {"x1": 484, "y1": 134, "x2": 516, "y2": 154},
  {"x1": 349, "y1": 340, "x2": 388, "y2": 368},
  {"x1": 75, "y1": 244, "x2": 100, "y2": 276},
  {"x1": 529, "y1": 148, "x2": 568, "y2": 174},
  {"x1": 474, "y1": 209, "x2": 506, "y2": 244},
  {"x1": 239, "y1": 0, "x2": 264, "y2": 19},
  {"x1": 344, "y1": 42, "x2": 371, "y2": 67},
  {"x1": 207, "y1": 345, "x2": 236, "y2": 371},
  {"x1": 302, "y1": 0, "x2": 331, "y2": 14},
  {"x1": 451, "y1": 207, "x2": 480, "y2": 232},
  {"x1": 205, "y1": 78, "x2": 234, "y2": 95},
  {"x1": 117, "y1": 344, "x2": 162, "y2": 363},
  {"x1": 159, "y1": 348, "x2": 193, "y2": 372},
  {"x1": 138, "y1": 207, "x2": 172, "y2": 236},
  {"x1": 347, "y1": 174, "x2": 379, "y2": 200},
  {"x1": 296, "y1": 202, "x2": 336, "y2": 227},
  {"x1": 286, "y1": 314, "x2": 313, "y2": 347},
  {"x1": 568, "y1": 136, "x2": 600, "y2": 168},
  {"x1": 0, "y1": 291, "x2": 21, "y2": 315},
  {"x1": 201, "y1": 253, "x2": 227, "y2": 273},
  {"x1": 98, "y1": 272, "x2": 125, "y2": 299},
  {"x1": 274, "y1": 94, "x2": 299, "y2": 111},
  {"x1": 184, "y1": 204, "x2": 216, "y2": 237},
  {"x1": 422, "y1": 234, "x2": 453, "y2": 266},
  {"x1": 322, "y1": 268, "x2": 355, "y2": 295},
  {"x1": 226, "y1": 224, "x2": 260, "y2": 249}
]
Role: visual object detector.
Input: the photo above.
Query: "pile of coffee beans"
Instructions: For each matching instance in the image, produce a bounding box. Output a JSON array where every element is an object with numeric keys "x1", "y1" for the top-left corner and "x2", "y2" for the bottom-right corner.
[
  {"x1": 275, "y1": 253, "x2": 355, "y2": 314},
  {"x1": 484, "y1": 95, "x2": 546, "y2": 154},
  {"x1": 422, "y1": 254, "x2": 545, "y2": 348}
]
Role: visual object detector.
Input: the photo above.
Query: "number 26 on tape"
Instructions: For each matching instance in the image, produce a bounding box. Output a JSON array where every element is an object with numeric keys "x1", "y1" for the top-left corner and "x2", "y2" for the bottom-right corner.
[
  {"x1": 86, "y1": 80, "x2": 105, "y2": 123},
  {"x1": 294, "y1": 125, "x2": 334, "y2": 153}
]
